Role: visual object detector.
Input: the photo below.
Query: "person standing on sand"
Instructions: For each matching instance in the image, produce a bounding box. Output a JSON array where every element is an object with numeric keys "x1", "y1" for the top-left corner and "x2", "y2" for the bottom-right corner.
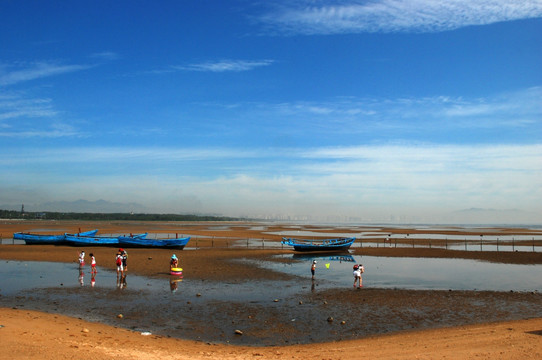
[
  {"x1": 78, "y1": 251, "x2": 85, "y2": 267},
  {"x1": 90, "y1": 253, "x2": 97, "y2": 274},
  {"x1": 311, "y1": 260, "x2": 317, "y2": 280},
  {"x1": 115, "y1": 249, "x2": 123, "y2": 278},
  {"x1": 121, "y1": 249, "x2": 128, "y2": 272}
]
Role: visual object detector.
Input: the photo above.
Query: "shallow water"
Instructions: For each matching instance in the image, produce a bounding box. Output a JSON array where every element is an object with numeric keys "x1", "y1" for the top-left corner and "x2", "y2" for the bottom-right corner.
[
  {"x1": 259, "y1": 254, "x2": 542, "y2": 292},
  {"x1": 1, "y1": 257, "x2": 541, "y2": 346}
]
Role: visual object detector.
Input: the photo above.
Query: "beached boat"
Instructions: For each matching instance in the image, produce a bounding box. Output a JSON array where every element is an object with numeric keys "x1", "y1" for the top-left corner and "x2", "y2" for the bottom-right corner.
[
  {"x1": 64, "y1": 234, "x2": 120, "y2": 246},
  {"x1": 281, "y1": 237, "x2": 355, "y2": 252},
  {"x1": 14, "y1": 229, "x2": 99, "y2": 245},
  {"x1": 64, "y1": 232, "x2": 147, "y2": 247},
  {"x1": 118, "y1": 234, "x2": 190, "y2": 249}
]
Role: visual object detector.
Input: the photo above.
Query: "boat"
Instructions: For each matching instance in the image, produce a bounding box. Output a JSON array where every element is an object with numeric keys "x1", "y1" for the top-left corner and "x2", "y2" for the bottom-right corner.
[
  {"x1": 64, "y1": 233, "x2": 121, "y2": 246},
  {"x1": 118, "y1": 234, "x2": 190, "y2": 249},
  {"x1": 13, "y1": 229, "x2": 99, "y2": 245},
  {"x1": 281, "y1": 237, "x2": 355, "y2": 252}
]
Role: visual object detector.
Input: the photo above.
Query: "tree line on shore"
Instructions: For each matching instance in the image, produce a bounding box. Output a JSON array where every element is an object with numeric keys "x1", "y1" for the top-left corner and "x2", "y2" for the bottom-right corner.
[{"x1": 0, "y1": 209, "x2": 243, "y2": 222}]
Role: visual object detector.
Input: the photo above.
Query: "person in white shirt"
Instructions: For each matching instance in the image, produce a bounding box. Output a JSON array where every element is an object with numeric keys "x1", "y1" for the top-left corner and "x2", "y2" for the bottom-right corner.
[{"x1": 353, "y1": 264, "x2": 364, "y2": 288}]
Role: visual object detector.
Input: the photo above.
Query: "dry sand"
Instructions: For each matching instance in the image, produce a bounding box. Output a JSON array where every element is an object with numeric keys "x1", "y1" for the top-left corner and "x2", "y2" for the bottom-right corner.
[{"x1": 1, "y1": 220, "x2": 541, "y2": 359}]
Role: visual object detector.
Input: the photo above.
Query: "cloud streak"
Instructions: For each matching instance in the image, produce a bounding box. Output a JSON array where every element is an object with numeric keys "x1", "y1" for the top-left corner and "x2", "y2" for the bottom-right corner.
[
  {"x1": 175, "y1": 59, "x2": 274, "y2": 72},
  {"x1": 259, "y1": 0, "x2": 542, "y2": 34},
  {"x1": 0, "y1": 62, "x2": 92, "y2": 86}
]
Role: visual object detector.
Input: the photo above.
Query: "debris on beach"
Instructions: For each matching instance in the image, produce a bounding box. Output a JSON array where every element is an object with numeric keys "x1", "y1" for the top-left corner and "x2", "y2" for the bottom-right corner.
[{"x1": 235, "y1": 329, "x2": 243, "y2": 335}]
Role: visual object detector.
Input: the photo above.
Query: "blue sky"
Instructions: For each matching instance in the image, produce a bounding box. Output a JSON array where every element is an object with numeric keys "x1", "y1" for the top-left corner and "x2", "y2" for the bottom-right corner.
[{"x1": 1, "y1": 0, "x2": 541, "y2": 223}]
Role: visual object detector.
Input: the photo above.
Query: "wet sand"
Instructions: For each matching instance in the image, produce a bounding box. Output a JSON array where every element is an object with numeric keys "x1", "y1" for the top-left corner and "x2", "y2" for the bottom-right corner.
[{"x1": 1, "y1": 220, "x2": 542, "y2": 359}]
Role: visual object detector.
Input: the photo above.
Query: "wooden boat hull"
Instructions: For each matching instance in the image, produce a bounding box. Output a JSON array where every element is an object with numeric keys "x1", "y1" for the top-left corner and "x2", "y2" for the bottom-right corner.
[
  {"x1": 118, "y1": 236, "x2": 190, "y2": 249},
  {"x1": 281, "y1": 237, "x2": 355, "y2": 252},
  {"x1": 64, "y1": 234, "x2": 119, "y2": 246},
  {"x1": 14, "y1": 229, "x2": 98, "y2": 245}
]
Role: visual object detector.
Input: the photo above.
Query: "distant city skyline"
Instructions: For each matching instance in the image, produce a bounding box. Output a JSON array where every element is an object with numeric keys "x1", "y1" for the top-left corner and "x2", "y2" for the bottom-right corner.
[{"x1": 1, "y1": 1, "x2": 541, "y2": 224}]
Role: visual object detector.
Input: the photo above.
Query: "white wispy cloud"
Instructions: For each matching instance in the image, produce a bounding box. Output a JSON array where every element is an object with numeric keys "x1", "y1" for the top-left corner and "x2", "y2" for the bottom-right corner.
[
  {"x1": 175, "y1": 59, "x2": 274, "y2": 72},
  {"x1": 0, "y1": 92, "x2": 82, "y2": 138},
  {"x1": 250, "y1": 87, "x2": 542, "y2": 134},
  {"x1": 0, "y1": 61, "x2": 92, "y2": 86},
  {"x1": 259, "y1": 0, "x2": 542, "y2": 34},
  {"x1": 0, "y1": 96, "x2": 57, "y2": 121}
]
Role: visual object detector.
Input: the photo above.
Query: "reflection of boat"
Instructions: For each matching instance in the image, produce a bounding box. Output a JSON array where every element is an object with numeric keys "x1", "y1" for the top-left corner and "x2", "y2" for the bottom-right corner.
[
  {"x1": 14, "y1": 229, "x2": 98, "y2": 245},
  {"x1": 118, "y1": 235, "x2": 190, "y2": 249},
  {"x1": 281, "y1": 237, "x2": 355, "y2": 252},
  {"x1": 293, "y1": 253, "x2": 356, "y2": 262}
]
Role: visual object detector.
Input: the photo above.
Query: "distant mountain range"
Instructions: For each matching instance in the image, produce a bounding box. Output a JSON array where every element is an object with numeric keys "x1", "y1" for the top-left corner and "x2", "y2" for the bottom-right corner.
[{"x1": 1, "y1": 199, "x2": 147, "y2": 213}]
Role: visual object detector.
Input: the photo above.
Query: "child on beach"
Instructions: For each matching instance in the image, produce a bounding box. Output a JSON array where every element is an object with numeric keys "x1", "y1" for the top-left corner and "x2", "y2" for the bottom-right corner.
[
  {"x1": 90, "y1": 253, "x2": 97, "y2": 274},
  {"x1": 353, "y1": 264, "x2": 364, "y2": 288},
  {"x1": 78, "y1": 251, "x2": 85, "y2": 267},
  {"x1": 311, "y1": 260, "x2": 317, "y2": 280},
  {"x1": 170, "y1": 254, "x2": 178, "y2": 269}
]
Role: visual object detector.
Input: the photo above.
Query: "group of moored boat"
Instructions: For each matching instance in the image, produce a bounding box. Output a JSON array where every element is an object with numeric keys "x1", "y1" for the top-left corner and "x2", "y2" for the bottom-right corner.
[
  {"x1": 13, "y1": 230, "x2": 190, "y2": 249},
  {"x1": 13, "y1": 229, "x2": 355, "y2": 252}
]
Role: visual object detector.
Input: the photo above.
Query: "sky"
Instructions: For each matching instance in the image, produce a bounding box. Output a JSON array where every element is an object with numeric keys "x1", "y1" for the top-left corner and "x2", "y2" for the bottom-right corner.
[{"x1": 0, "y1": 0, "x2": 541, "y2": 224}]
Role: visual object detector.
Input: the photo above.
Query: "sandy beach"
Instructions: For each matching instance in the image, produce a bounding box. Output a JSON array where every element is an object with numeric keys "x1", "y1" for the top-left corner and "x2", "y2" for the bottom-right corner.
[{"x1": 1, "y1": 220, "x2": 541, "y2": 359}]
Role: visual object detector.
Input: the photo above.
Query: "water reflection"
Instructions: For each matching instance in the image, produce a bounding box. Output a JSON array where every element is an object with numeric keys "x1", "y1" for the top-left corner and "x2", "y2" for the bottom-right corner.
[
  {"x1": 117, "y1": 274, "x2": 127, "y2": 289},
  {"x1": 78, "y1": 268, "x2": 84, "y2": 286},
  {"x1": 170, "y1": 278, "x2": 182, "y2": 292}
]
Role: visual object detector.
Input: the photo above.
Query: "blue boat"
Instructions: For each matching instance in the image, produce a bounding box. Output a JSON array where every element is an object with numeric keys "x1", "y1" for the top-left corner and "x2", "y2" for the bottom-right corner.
[
  {"x1": 13, "y1": 229, "x2": 98, "y2": 245},
  {"x1": 64, "y1": 232, "x2": 147, "y2": 247},
  {"x1": 281, "y1": 237, "x2": 355, "y2": 252},
  {"x1": 118, "y1": 235, "x2": 190, "y2": 249},
  {"x1": 64, "y1": 233, "x2": 120, "y2": 246}
]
